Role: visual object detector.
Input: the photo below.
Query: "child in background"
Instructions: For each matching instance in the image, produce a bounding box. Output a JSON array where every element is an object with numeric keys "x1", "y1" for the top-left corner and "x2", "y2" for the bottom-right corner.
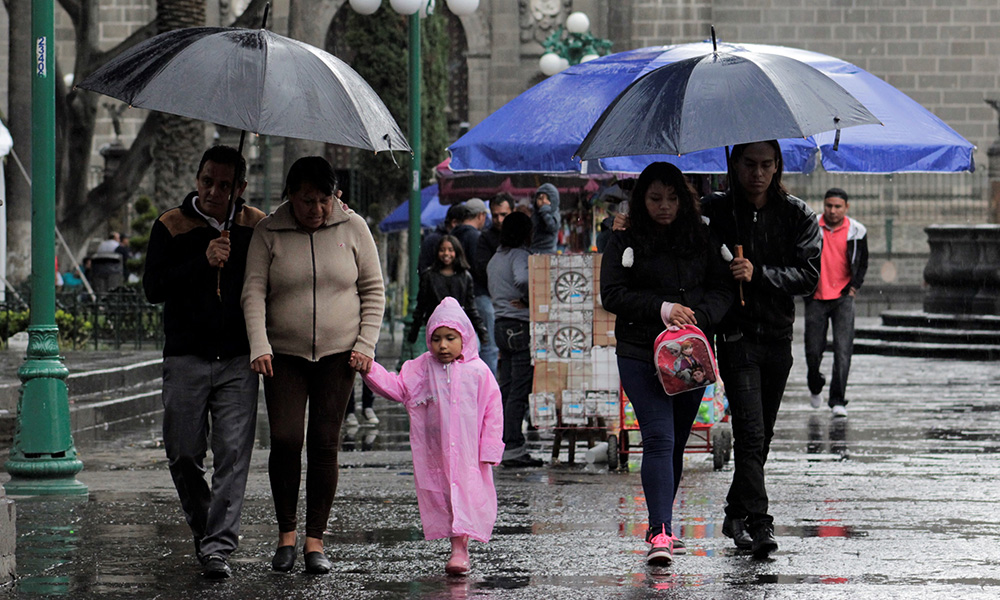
[{"x1": 363, "y1": 297, "x2": 504, "y2": 575}]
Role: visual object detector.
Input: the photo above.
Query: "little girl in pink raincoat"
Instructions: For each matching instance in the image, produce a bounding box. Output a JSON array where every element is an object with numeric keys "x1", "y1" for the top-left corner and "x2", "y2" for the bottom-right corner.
[{"x1": 363, "y1": 296, "x2": 504, "y2": 575}]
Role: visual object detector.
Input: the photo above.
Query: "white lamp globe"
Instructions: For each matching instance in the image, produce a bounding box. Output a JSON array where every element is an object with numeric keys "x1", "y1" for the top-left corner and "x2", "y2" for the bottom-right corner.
[
  {"x1": 539, "y1": 53, "x2": 563, "y2": 76},
  {"x1": 419, "y1": 0, "x2": 435, "y2": 17},
  {"x1": 446, "y1": 0, "x2": 479, "y2": 15},
  {"x1": 389, "y1": 0, "x2": 423, "y2": 15},
  {"x1": 349, "y1": 0, "x2": 381, "y2": 15},
  {"x1": 566, "y1": 12, "x2": 590, "y2": 34},
  {"x1": 580, "y1": 54, "x2": 600, "y2": 63},
  {"x1": 557, "y1": 57, "x2": 570, "y2": 72}
]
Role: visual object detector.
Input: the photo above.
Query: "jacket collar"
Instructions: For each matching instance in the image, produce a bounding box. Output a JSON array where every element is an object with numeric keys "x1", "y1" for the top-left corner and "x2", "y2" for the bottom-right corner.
[
  {"x1": 181, "y1": 191, "x2": 246, "y2": 224},
  {"x1": 265, "y1": 198, "x2": 351, "y2": 232}
]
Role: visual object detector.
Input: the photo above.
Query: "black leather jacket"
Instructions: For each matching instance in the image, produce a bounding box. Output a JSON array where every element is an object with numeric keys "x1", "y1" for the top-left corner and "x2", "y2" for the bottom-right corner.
[
  {"x1": 407, "y1": 269, "x2": 487, "y2": 344},
  {"x1": 701, "y1": 191, "x2": 822, "y2": 342}
]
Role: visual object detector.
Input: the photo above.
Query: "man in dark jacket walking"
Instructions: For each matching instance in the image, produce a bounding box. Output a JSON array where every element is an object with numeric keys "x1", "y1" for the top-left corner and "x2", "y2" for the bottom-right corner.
[
  {"x1": 473, "y1": 193, "x2": 514, "y2": 375},
  {"x1": 805, "y1": 188, "x2": 868, "y2": 418},
  {"x1": 701, "y1": 141, "x2": 822, "y2": 559},
  {"x1": 143, "y1": 146, "x2": 266, "y2": 579}
]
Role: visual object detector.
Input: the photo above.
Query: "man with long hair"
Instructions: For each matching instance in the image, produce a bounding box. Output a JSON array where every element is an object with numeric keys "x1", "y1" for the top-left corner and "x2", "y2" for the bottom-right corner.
[{"x1": 701, "y1": 141, "x2": 822, "y2": 558}]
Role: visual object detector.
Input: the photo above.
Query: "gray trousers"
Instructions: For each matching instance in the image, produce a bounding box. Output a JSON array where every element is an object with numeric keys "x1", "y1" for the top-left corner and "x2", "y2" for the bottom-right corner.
[
  {"x1": 162, "y1": 355, "x2": 259, "y2": 559},
  {"x1": 804, "y1": 296, "x2": 856, "y2": 407}
]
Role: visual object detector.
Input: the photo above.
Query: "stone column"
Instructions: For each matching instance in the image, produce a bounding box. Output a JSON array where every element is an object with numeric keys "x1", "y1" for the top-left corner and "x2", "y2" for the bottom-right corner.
[
  {"x1": 0, "y1": 487, "x2": 13, "y2": 582},
  {"x1": 986, "y1": 95, "x2": 1000, "y2": 224}
]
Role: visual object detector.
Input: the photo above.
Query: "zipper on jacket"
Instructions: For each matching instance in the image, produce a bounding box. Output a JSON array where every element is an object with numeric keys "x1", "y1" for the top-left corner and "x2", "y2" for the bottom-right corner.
[
  {"x1": 310, "y1": 233, "x2": 317, "y2": 361},
  {"x1": 444, "y1": 362, "x2": 451, "y2": 384}
]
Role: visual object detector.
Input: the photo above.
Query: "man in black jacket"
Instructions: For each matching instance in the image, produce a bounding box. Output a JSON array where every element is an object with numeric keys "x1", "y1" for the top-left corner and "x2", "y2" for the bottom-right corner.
[
  {"x1": 473, "y1": 193, "x2": 514, "y2": 375},
  {"x1": 143, "y1": 146, "x2": 266, "y2": 579},
  {"x1": 701, "y1": 141, "x2": 822, "y2": 559}
]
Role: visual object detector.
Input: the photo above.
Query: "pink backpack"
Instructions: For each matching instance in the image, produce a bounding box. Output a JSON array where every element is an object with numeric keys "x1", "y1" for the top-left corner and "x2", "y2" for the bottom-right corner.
[{"x1": 654, "y1": 325, "x2": 720, "y2": 396}]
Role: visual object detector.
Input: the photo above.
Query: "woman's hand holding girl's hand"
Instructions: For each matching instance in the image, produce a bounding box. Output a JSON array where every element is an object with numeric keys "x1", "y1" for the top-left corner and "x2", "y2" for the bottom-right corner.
[
  {"x1": 251, "y1": 354, "x2": 273, "y2": 377},
  {"x1": 669, "y1": 304, "x2": 697, "y2": 326},
  {"x1": 350, "y1": 351, "x2": 373, "y2": 375}
]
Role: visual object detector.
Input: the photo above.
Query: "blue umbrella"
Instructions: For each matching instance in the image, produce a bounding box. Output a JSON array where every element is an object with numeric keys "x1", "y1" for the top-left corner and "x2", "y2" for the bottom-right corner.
[
  {"x1": 378, "y1": 184, "x2": 449, "y2": 233},
  {"x1": 449, "y1": 41, "x2": 975, "y2": 174}
]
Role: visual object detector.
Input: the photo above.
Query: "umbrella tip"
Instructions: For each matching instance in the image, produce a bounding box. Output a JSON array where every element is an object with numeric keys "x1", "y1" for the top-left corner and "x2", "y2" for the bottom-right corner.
[{"x1": 711, "y1": 26, "x2": 717, "y2": 52}]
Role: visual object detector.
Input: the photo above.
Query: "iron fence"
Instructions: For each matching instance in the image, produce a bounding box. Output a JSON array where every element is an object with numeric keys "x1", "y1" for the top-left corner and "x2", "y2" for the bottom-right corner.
[{"x1": 0, "y1": 288, "x2": 164, "y2": 351}]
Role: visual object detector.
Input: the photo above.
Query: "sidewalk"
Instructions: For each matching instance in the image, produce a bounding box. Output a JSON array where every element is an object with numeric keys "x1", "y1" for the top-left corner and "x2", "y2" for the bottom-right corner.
[{"x1": 3, "y1": 324, "x2": 1000, "y2": 598}]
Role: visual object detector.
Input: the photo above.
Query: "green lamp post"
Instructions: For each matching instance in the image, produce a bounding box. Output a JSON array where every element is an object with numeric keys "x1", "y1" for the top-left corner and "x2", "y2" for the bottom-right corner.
[{"x1": 4, "y1": 0, "x2": 87, "y2": 496}]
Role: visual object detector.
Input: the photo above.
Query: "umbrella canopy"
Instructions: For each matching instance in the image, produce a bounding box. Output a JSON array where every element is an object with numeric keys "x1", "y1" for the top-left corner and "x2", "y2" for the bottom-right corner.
[
  {"x1": 379, "y1": 184, "x2": 448, "y2": 233},
  {"x1": 78, "y1": 27, "x2": 409, "y2": 153},
  {"x1": 575, "y1": 48, "x2": 880, "y2": 160},
  {"x1": 448, "y1": 41, "x2": 975, "y2": 174}
]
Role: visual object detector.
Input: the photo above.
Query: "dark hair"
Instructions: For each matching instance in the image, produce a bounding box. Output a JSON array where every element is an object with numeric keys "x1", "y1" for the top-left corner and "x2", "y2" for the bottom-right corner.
[
  {"x1": 499, "y1": 212, "x2": 532, "y2": 248},
  {"x1": 628, "y1": 162, "x2": 707, "y2": 254},
  {"x1": 490, "y1": 192, "x2": 515, "y2": 212},
  {"x1": 282, "y1": 156, "x2": 339, "y2": 199},
  {"x1": 433, "y1": 234, "x2": 470, "y2": 273},
  {"x1": 825, "y1": 187, "x2": 849, "y2": 203},
  {"x1": 197, "y1": 145, "x2": 247, "y2": 184},
  {"x1": 728, "y1": 140, "x2": 788, "y2": 203},
  {"x1": 445, "y1": 204, "x2": 471, "y2": 227}
]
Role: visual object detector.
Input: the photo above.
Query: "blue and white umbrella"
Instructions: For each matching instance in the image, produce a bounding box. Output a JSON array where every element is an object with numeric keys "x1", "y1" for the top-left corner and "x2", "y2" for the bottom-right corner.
[{"x1": 378, "y1": 184, "x2": 449, "y2": 233}]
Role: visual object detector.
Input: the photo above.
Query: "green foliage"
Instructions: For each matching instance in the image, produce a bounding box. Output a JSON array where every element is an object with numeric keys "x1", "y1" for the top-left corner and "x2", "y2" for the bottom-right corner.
[
  {"x1": 343, "y1": 8, "x2": 452, "y2": 209},
  {"x1": 0, "y1": 309, "x2": 31, "y2": 347},
  {"x1": 55, "y1": 309, "x2": 93, "y2": 349},
  {"x1": 127, "y1": 195, "x2": 159, "y2": 282}
]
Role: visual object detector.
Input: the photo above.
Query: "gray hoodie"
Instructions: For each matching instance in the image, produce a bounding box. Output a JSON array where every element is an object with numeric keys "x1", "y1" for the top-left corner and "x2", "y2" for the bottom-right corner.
[{"x1": 530, "y1": 183, "x2": 561, "y2": 254}]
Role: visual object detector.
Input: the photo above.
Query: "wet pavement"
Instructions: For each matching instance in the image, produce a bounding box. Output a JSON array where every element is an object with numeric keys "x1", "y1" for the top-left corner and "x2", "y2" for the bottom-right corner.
[{"x1": 4, "y1": 323, "x2": 1000, "y2": 599}]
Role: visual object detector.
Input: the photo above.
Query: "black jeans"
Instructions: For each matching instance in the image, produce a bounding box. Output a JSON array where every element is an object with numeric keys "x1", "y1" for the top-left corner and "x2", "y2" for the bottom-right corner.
[
  {"x1": 804, "y1": 296, "x2": 855, "y2": 407},
  {"x1": 494, "y1": 317, "x2": 533, "y2": 459},
  {"x1": 717, "y1": 336, "x2": 793, "y2": 527}
]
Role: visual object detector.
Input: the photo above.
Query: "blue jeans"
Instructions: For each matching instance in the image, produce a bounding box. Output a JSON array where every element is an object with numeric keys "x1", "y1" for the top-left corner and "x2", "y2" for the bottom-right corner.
[
  {"x1": 804, "y1": 296, "x2": 855, "y2": 407},
  {"x1": 475, "y1": 294, "x2": 499, "y2": 376},
  {"x1": 718, "y1": 337, "x2": 793, "y2": 527},
  {"x1": 618, "y1": 356, "x2": 703, "y2": 537},
  {"x1": 495, "y1": 317, "x2": 533, "y2": 459}
]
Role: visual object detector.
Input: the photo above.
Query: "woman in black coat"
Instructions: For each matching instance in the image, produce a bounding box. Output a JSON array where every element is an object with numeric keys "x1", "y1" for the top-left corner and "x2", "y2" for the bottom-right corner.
[{"x1": 601, "y1": 162, "x2": 734, "y2": 565}]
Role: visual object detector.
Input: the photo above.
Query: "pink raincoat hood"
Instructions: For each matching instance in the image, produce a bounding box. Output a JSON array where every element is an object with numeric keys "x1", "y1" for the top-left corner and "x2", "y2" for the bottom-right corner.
[{"x1": 425, "y1": 296, "x2": 479, "y2": 362}]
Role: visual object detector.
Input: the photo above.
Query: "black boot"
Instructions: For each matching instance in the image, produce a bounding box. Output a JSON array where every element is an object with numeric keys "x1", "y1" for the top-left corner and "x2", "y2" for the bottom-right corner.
[
  {"x1": 750, "y1": 522, "x2": 778, "y2": 559},
  {"x1": 722, "y1": 515, "x2": 752, "y2": 550}
]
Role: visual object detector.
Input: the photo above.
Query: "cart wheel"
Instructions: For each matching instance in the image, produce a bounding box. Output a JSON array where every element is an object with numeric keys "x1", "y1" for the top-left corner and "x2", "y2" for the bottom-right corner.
[
  {"x1": 607, "y1": 434, "x2": 619, "y2": 471},
  {"x1": 712, "y1": 428, "x2": 726, "y2": 470}
]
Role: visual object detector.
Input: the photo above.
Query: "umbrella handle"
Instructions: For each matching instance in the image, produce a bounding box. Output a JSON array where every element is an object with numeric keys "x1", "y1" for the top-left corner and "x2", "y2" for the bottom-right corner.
[
  {"x1": 735, "y1": 244, "x2": 745, "y2": 306},
  {"x1": 216, "y1": 230, "x2": 230, "y2": 299}
]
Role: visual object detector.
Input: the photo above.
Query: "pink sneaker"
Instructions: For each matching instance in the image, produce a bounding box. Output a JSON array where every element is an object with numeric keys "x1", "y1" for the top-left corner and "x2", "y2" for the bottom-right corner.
[{"x1": 646, "y1": 526, "x2": 673, "y2": 566}]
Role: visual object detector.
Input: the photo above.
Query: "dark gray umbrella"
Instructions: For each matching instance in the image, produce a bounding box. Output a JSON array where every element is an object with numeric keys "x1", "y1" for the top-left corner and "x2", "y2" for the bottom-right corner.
[
  {"x1": 575, "y1": 41, "x2": 880, "y2": 160},
  {"x1": 78, "y1": 26, "x2": 409, "y2": 153}
]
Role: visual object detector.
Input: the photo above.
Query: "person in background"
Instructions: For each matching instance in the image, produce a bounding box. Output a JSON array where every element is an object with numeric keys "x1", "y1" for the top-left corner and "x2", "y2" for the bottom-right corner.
[
  {"x1": 242, "y1": 156, "x2": 384, "y2": 575},
  {"x1": 344, "y1": 381, "x2": 378, "y2": 426},
  {"x1": 601, "y1": 162, "x2": 733, "y2": 565},
  {"x1": 473, "y1": 193, "x2": 514, "y2": 375},
  {"x1": 701, "y1": 140, "x2": 822, "y2": 559},
  {"x1": 363, "y1": 297, "x2": 504, "y2": 576},
  {"x1": 529, "y1": 183, "x2": 560, "y2": 254},
  {"x1": 419, "y1": 204, "x2": 470, "y2": 273},
  {"x1": 451, "y1": 198, "x2": 488, "y2": 259},
  {"x1": 408, "y1": 235, "x2": 487, "y2": 346},
  {"x1": 487, "y1": 212, "x2": 543, "y2": 468},
  {"x1": 805, "y1": 187, "x2": 867, "y2": 418},
  {"x1": 143, "y1": 145, "x2": 265, "y2": 579}
]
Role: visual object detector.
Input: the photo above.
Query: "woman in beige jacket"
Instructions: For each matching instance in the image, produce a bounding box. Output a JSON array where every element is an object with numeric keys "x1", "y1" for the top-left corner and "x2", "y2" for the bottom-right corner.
[{"x1": 242, "y1": 156, "x2": 384, "y2": 574}]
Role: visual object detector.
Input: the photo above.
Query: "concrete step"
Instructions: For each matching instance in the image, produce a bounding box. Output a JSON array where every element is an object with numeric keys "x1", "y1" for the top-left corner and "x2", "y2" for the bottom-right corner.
[
  {"x1": 853, "y1": 339, "x2": 1000, "y2": 360},
  {"x1": 855, "y1": 325, "x2": 1000, "y2": 345},
  {"x1": 880, "y1": 310, "x2": 1000, "y2": 331}
]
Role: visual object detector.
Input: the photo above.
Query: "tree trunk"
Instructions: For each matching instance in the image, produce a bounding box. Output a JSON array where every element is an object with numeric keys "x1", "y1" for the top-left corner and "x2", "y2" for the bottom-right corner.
[
  {"x1": 152, "y1": 0, "x2": 206, "y2": 212},
  {"x1": 5, "y1": 0, "x2": 33, "y2": 284},
  {"x1": 283, "y1": 0, "x2": 325, "y2": 170}
]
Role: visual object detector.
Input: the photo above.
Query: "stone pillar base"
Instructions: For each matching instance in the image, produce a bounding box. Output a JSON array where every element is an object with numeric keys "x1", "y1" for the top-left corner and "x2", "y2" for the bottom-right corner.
[{"x1": 0, "y1": 491, "x2": 15, "y2": 583}]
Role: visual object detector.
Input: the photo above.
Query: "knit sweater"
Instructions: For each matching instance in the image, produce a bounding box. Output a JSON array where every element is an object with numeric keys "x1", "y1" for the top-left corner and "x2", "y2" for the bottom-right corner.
[{"x1": 241, "y1": 200, "x2": 384, "y2": 362}]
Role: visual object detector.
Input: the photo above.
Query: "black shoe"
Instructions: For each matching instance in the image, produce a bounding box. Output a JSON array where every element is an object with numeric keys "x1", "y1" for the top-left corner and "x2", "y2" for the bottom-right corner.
[
  {"x1": 202, "y1": 555, "x2": 232, "y2": 580},
  {"x1": 501, "y1": 455, "x2": 544, "y2": 468},
  {"x1": 722, "y1": 516, "x2": 753, "y2": 550},
  {"x1": 271, "y1": 545, "x2": 296, "y2": 572},
  {"x1": 304, "y1": 551, "x2": 332, "y2": 574},
  {"x1": 750, "y1": 523, "x2": 778, "y2": 559}
]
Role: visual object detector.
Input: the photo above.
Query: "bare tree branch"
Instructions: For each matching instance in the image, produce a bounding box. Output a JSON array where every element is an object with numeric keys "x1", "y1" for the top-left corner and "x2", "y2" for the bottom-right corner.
[{"x1": 57, "y1": 0, "x2": 82, "y2": 26}]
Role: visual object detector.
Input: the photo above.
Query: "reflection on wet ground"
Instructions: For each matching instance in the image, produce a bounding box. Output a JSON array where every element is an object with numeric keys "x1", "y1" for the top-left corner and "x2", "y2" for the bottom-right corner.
[{"x1": 7, "y1": 348, "x2": 1000, "y2": 598}]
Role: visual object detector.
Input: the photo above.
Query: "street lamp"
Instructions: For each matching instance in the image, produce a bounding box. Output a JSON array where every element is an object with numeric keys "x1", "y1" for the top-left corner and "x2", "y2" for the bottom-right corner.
[
  {"x1": 350, "y1": 0, "x2": 478, "y2": 318},
  {"x1": 4, "y1": 0, "x2": 87, "y2": 495},
  {"x1": 538, "y1": 11, "x2": 612, "y2": 76}
]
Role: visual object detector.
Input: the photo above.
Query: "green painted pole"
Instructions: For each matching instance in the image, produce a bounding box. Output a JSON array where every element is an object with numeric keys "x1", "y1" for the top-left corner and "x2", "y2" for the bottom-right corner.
[
  {"x1": 4, "y1": 0, "x2": 87, "y2": 496},
  {"x1": 407, "y1": 12, "x2": 421, "y2": 316}
]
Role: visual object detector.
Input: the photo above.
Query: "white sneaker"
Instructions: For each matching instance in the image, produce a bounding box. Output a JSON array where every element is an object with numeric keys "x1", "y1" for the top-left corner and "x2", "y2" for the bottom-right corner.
[
  {"x1": 831, "y1": 404, "x2": 848, "y2": 418},
  {"x1": 363, "y1": 407, "x2": 380, "y2": 425},
  {"x1": 345, "y1": 412, "x2": 359, "y2": 426},
  {"x1": 809, "y1": 393, "x2": 823, "y2": 409}
]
